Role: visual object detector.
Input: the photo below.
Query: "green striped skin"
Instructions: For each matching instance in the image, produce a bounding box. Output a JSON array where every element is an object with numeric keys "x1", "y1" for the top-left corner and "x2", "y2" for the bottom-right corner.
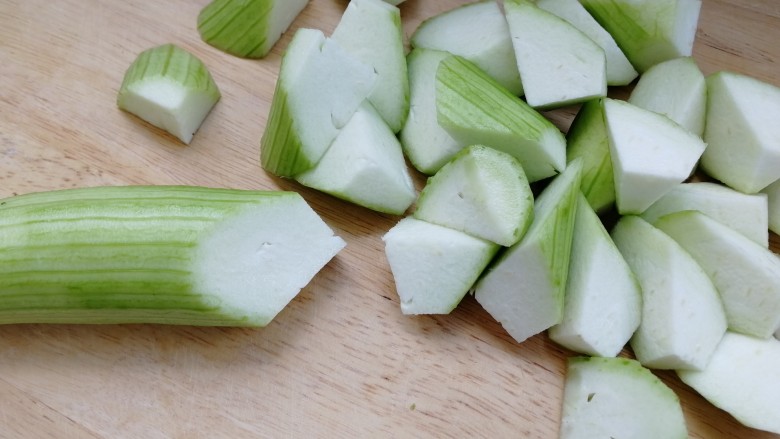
[
  {"x1": 437, "y1": 55, "x2": 549, "y2": 143},
  {"x1": 436, "y1": 55, "x2": 566, "y2": 182},
  {"x1": 117, "y1": 44, "x2": 220, "y2": 104},
  {"x1": 259, "y1": 28, "x2": 319, "y2": 178},
  {"x1": 566, "y1": 99, "x2": 615, "y2": 213},
  {"x1": 0, "y1": 186, "x2": 292, "y2": 326},
  {"x1": 260, "y1": 83, "x2": 309, "y2": 176},
  {"x1": 533, "y1": 159, "x2": 582, "y2": 301},
  {"x1": 197, "y1": 0, "x2": 274, "y2": 59},
  {"x1": 259, "y1": 28, "x2": 377, "y2": 178},
  {"x1": 579, "y1": 1, "x2": 654, "y2": 57},
  {"x1": 579, "y1": 0, "x2": 692, "y2": 72}
]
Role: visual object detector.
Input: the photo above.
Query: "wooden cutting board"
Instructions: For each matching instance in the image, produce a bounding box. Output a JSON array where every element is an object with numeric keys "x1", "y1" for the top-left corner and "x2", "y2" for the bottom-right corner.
[{"x1": 1, "y1": 0, "x2": 779, "y2": 437}]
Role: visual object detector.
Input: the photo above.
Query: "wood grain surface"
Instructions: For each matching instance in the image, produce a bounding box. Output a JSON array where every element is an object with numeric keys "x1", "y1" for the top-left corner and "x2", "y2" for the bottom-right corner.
[{"x1": 1, "y1": 0, "x2": 779, "y2": 437}]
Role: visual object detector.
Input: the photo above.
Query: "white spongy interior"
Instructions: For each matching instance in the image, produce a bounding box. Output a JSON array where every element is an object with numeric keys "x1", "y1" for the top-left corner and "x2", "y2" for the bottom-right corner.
[
  {"x1": 123, "y1": 79, "x2": 216, "y2": 144},
  {"x1": 193, "y1": 196, "x2": 345, "y2": 325}
]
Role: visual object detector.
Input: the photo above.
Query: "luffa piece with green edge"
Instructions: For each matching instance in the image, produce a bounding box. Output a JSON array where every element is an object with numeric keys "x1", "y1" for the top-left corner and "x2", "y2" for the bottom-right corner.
[
  {"x1": 565, "y1": 98, "x2": 614, "y2": 213},
  {"x1": 117, "y1": 44, "x2": 220, "y2": 145},
  {"x1": 294, "y1": 102, "x2": 416, "y2": 215},
  {"x1": 413, "y1": 145, "x2": 534, "y2": 247},
  {"x1": 260, "y1": 28, "x2": 376, "y2": 177},
  {"x1": 0, "y1": 186, "x2": 345, "y2": 326},
  {"x1": 197, "y1": 0, "x2": 310, "y2": 59},
  {"x1": 628, "y1": 57, "x2": 706, "y2": 137},
  {"x1": 331, "y1": 0, "x2": 408, "y2": 133},
  {"x1": 560, "y1": 357, "x2": 687, "y2": 439},
  {"x1": 410, "y1": 0, "x2": 523, "y2": 96},
  {"x1": 504, "y1": 0, "x2": 607, "y2": 109},
  {"x1": 611, "y1": 216, "x2": 727, "y2": 370},
  {"x1": 536, "y1": 0, "x2": 637, "y2": 86},
  {"x1": 654, "y1": 210, "x2": 780, "y2": 339},
  {"x1": 548, "y1": 194, "x2": 641, "y2": 358},
  {"x1": 399, "y1": 48, "x2": 461, "y2": 175},
  {"x1": 474, "y1": 159, "x2": 582, "y2": 344},
  {"x1": 579, "y1": 0, "x2": 702, "y2": 73},
  {"x1": 436, "y1": 55, "x2": 566, "y2": 182},
  {"x1": 382, "y1": 218, "x2": 499, "y2": 315}
]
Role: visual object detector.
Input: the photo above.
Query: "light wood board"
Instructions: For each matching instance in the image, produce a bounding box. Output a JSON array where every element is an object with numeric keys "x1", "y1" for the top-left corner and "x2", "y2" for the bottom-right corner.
[{"x1": 1, "y1": 0, "x2": 779, "y2": 437}]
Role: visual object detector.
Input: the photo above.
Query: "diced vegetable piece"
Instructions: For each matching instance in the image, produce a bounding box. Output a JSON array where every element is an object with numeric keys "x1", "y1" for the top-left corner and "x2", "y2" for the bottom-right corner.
[
  {"x1": 436, "y1": 55, "x2": 567, "y2": 182},
  {"x1": 536, "y1": 0, "x2": 637, "y2": 86},
  {"x1": 197, "y1": 0, "x2": 309, "y2": 58},
  {"x1": 505, "y1": 0, "x2": 607, "y2": 109},
  {"x1": 580, "y1": 0, "x2": 702, "y2": 72},
  {"x1": 413, "y1": 145, "x2": 534, "y2": 247},
  {"x1": 383, "y1": 218, "x2": 499, "y2": 315},
  {"x1": 677, "y1": 332, "x2": 780, "y2": 435},
  {"x1": 399, "y1": 48, "x2": 461, "y2": 175},
  {"x1": 641, "y1": 182, "x2": 769, "y2": 247},
  {"x1": 0, "y1": 186, "x2": 345, "y2": 326},
  {"x1": 117, "y1": 44, "x2": 220, "y2": 144},
  {"x1": 612, "y1": 216, "x2": 727, "y2": 370},
  {"x1": 628, "y1": 57, "x2": 706, "y2": 137},
  {"x1": 475, "y1": 160, "x2": 582, "y2": 343},
  {"x1": 549, "y1": 194, "x2": 641, "y2": 357},
  {"x1": 762, "y1": 178, "x2": 780, "y2": 235},
  {"x1": 565, "y1": 99, "x2": 615, "y2": 213},
  {"x1": 295, "y1": 103, "x2": 416, "y2": 215},
  {"x1": 655, "y1": 210, "x2": 780, "y2": 339},
  {"x1": 410, "y1": 0, "x2": 523, "y2": 95},
  {"x1": 260, "y1": 28, "x2": 376, "y2": 177},
  {"x1": 604, "y1": 98, "x2": 706, "y2": 214},
  {"x1": 701, "y1": 71, "x2": 780, "y2": 193},
  {"x1": 561, "y1": 357, "x2": 687, "y2": 439},
  {"x1": 332, "y1": 0, "x2": 409, "y2": 132}
]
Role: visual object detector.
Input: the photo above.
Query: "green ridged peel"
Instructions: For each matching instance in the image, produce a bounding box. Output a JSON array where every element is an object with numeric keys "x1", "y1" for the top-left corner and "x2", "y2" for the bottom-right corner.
[
  {"x1": 197, "y1": 0, "x2": 310, "y2": 59},
  {"x1": 118, "y1": 45, "x2": 218, "y2": 97},
  {"x1": 435, "y1": 55, "x2": 566, "y2": 182},
  {"x1": 0, "y1": 186, "x2": 345, "y2": 326},
  {"x1": 534, "y1": 160, "x2": 582, "y2": 295},
  {"x1": 579, "y1": 0, "x2": 701, "y2": 72},
  {"x1": 259, "y1": 28, "x2": 377, "y2": 178},
  {"x1": 566, "y1": 99, "x2": 615, "y2": 213},
  {"x1": 260, "y1": 83, "x2": 307, "y2": 175}
]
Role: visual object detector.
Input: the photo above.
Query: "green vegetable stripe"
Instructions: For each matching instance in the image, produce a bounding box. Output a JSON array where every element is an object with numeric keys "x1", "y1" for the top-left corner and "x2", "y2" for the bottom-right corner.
[
  {"x1": 566, "y1": 100, "x2": 614, "y2": 209},
  {"x1": 260, "y1": 85, "x2": 308, "y2": 177},
  {"x1": 543, "y1": 184, "x2": 578, "y2": 293},
  {"x1": 580, "y1": 0, "x2": 652, "y2": 42},
  {"x1": 437, "y1": 56, "x2": 550, "y2": 136},
  {"x1": 119, "y1": 44, "x2": 219, "y2": 95},
  {"x1": 581, "y1": 153, "x2": 613, "y2": 203},
  {"x1": 198, "y1": 0, "x2": 273, "y2": 58}
]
